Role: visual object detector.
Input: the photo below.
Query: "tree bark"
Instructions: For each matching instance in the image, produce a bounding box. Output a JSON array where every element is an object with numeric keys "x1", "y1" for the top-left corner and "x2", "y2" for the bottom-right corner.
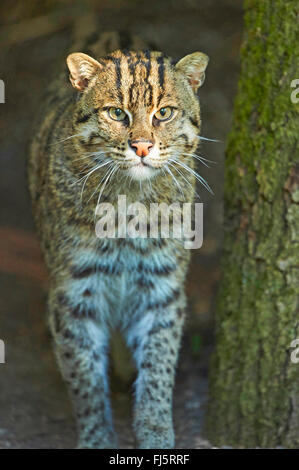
[{"x1": 206, "y1": 0, "x2": 299, "y2": 447}]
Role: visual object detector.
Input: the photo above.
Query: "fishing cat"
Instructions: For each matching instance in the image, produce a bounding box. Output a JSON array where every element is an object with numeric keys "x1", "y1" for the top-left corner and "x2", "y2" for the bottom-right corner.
[{"x1": 28, "y1": 31, "x2": 209, "y2": 449}]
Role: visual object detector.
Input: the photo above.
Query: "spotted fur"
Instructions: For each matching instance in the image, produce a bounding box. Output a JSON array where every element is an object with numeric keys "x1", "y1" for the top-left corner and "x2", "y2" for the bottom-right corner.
[{"x1": 27, "y1": 31, "x2": 209, "y2": 449}]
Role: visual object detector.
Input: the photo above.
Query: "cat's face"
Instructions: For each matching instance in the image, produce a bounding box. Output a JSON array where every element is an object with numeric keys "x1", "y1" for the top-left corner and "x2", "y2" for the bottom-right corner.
[{"x1": 67, "y1": 50, "x2": 208, "y2": 181}]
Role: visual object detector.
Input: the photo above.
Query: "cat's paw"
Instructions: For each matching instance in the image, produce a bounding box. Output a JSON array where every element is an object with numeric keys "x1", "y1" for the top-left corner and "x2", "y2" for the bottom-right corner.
[
  {"x1": 77, "y1": 431, "x2": 117, "y2": 449},
  {"x1": 135, "y1": 426, "x2": 175, "y2": 449}
]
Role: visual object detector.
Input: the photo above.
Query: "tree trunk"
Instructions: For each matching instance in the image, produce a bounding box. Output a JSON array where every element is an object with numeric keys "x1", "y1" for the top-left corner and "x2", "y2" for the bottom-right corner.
[{"x1": 206, "y1": 0, "x2": 299, "y2": 448}]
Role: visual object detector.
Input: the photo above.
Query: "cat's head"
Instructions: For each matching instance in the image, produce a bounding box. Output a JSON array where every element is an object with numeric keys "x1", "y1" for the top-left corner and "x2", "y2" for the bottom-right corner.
[{"x1": 67, "y1": 49, "x2": 209, "y2": 181}]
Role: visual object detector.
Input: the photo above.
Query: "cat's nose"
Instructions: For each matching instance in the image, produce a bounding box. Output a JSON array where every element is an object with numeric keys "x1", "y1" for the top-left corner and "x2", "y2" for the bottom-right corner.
[{"x1": 129, "y1": 140, "x2": 154, "y2": 157}]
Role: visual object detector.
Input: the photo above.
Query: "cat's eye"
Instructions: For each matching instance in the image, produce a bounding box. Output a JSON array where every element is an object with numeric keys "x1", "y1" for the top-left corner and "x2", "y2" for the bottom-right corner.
[
  {"x1": 154, "y1": 107, "x2": 174, "y2": 122},
  {"x1": 108, "y1": 107, "x2": 127, "y2": 121}
]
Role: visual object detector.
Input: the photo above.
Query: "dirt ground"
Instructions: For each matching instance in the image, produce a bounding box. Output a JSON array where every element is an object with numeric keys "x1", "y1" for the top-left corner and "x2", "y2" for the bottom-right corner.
[{"x1": 0, "y1": 0, "x2": 243, "y2": 448}]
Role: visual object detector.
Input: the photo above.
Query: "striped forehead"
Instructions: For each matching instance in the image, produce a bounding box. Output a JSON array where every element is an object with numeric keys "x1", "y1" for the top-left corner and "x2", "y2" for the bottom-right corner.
[{"x1": 100, "y1": 51, "x2": 175, "y2": 110}]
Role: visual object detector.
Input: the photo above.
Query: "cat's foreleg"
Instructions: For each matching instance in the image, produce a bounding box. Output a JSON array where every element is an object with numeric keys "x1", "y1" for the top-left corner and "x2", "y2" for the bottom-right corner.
[
  {"x1": 48, "y1": 289, "x2": 116, "y2": 449},
  {"x1": 127, "y1": 301, "x2": 185, "y2": 449}
]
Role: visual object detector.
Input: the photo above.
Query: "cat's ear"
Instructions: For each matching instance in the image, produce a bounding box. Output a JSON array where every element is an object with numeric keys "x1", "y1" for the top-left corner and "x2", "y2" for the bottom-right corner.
[
  {"x1": 66, "y1": 52, "x2": 102, "y2": 92},
  {"x1": 175, "y1": 52, "x2": 209, "y2": 92}
]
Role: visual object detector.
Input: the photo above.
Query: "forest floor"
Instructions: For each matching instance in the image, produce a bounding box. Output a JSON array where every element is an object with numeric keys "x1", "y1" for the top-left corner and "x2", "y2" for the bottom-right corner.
[{"x1": 0, "y1": 0, "x2": 243, "y2": 448}]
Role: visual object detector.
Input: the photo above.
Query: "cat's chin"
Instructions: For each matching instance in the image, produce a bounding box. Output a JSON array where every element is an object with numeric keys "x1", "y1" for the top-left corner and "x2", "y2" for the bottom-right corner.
[{"x1": 127, "y1": 163, "x2": 156, "y2": 181}]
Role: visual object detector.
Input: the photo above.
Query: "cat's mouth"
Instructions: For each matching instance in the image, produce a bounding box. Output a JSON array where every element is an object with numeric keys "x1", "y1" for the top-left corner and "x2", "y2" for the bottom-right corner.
[
  {"x1": 126, "y1": 160, "x2": 157, "y2": 181},
  {"x1": 133, "y1": 161, "x2": 150, "y2": 168}
]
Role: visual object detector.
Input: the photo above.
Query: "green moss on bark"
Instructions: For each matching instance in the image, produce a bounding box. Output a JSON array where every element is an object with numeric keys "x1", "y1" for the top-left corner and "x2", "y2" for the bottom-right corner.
[{"x1": 206, "y1": 0, "x2": 299, "y2": 447}]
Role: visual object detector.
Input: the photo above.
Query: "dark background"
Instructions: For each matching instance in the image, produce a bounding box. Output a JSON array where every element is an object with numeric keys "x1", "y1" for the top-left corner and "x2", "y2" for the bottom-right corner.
[{"x1": 0, "y1": 0, "x2": 243, "y2": 448}]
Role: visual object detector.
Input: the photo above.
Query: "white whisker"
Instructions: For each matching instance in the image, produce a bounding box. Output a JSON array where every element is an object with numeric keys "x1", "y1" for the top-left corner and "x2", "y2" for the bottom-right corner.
[
  {"x1": 87, "y1": 161, "x2": 115, "y2": 203},
  {"x1": 94, "y1": 163, "x2": 120, "y2": 220},
  {"x1": 167, "y1": 162, "x2": 201, "y2": 200},
  {"x1": 72, "y1": 160, "x2": 112, "y2": 187},
  {"x1": 80, "y1": 160, "x2": 113, "y2": 205},
  {"x1": 147, "y1": 174, "x2": 153, "y2": 194},
  {"x1": 183, "y1": 152, "x2": 217, "y2": 167},
  {"x1": 169, "y1": 157, "x2": 214, "y2": 195},
  {"x1": 50, "y1": 133, "x2": 82, "y2": 146},
  {"x1": 73, "y1": 151, "x2": 107, "y2": 162},
  {"x1": 165, "y1": 165, "x2": 184, "y2": 199},
  {"x1": 197, "y1": 135, "x2": 221, "y2": 143}
]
